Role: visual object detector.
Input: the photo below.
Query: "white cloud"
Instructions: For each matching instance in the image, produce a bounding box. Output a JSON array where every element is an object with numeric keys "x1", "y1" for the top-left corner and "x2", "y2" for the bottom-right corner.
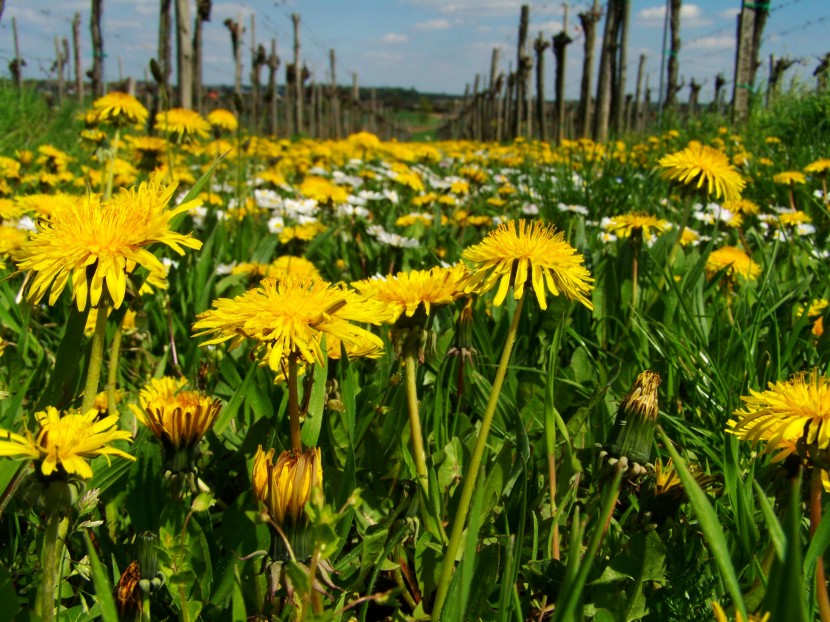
[
  {"x1": 382, "y1": 32, "x2": 409, "y2": 44},
  {"x1": 415, "y1": 19, "x2": 452, "y2": 30},
  {"x1": 687, "y1": 35, "x2": 734, "y2": 51},
  {"x1": 637, "y1": 4, "x2": 710, "y2": 28}
]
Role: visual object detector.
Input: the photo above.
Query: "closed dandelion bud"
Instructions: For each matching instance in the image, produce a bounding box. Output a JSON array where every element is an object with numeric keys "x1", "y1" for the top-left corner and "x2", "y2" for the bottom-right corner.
[
  {"x1": 149, "y1": 58, "x2": 165, "y2": 85},
  {"x1": 601, "y1": 370, "x2": 661, "y2": 476},
  {"x1": 136, "y1": 531, "x2": 160, "y2": 581},
  {"x1": 252, "y1": 446, "x2": 323, "y2": 562},
  {"x1": 447, "y1": 296, "x2": 476, "y2": 364}
]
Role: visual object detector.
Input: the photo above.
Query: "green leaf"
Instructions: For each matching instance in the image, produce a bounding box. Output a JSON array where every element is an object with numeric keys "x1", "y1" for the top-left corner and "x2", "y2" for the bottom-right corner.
[
  {"x1": 82, "y1": 532, "x2": 118, "y2": 622},
  {"x1": 658, "y1": 427, "x2": 747, "y2": 620},
  {"x1": 301, "y1": 351, "x2": 328, "y2": 447}
]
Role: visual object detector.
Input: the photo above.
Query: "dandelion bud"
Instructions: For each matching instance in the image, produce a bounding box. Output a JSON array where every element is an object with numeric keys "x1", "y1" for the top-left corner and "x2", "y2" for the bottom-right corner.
[
  {"x1": 136, "y1": 531, "x2": 160, "y2": 581},
  {"x1": 149, "y1": 58, "x2": 165, "y2": 85},
  {"x1": 602, "y1": 370, "x2": 661, "y2": 476}
]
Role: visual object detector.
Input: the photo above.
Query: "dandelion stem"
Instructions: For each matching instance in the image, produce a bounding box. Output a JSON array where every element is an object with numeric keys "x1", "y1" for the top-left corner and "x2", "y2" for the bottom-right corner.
[
  {"x1": 107, "y1": 313, "x2": 125, "y2": 417},
  {"x1": 288, "y1": 355, "x2": 302, "y2": 453},
  {"x1": 37, "y1": 513, "x2": 68, "y2": 622},
  {"x1": 81, "y1": 305, "x2": 108, "y2": 413},
  {"x1": 432, "y1": 292, "x2": 525, "y2": 621},
  {"x1": 404, "y1": 351, "x2": 429, "y2": 495},
  {"x1": 810, "y1": 469, "x2": 830, "y2": 622}
]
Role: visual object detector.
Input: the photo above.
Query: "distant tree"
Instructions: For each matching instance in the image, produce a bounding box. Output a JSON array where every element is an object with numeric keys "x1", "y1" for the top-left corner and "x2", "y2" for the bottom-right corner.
[{"x1": 418, "y1": 96, "x2": 433, "y2": 124}]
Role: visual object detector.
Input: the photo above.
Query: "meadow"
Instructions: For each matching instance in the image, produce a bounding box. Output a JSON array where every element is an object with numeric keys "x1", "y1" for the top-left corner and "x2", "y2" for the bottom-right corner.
[{"x1": 0, "y1": 84, "x2": 829, "y2": 622}]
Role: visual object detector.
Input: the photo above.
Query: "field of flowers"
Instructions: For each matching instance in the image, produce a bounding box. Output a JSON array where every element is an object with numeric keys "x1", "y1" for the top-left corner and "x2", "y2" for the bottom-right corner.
[{"x1": 0, "y1": 86, "x2": 829, "y2": 621}]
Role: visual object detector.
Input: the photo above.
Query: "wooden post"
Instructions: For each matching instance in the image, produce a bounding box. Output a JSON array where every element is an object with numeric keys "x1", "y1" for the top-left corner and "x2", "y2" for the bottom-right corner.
[
  {"x1": 267, "y1": 39, "x2": 280, "y2": 136},
  {"x1": 488, "y1": 47, "x2": 501, "y2": 141},
  {"x1": 552, "y1": 5, "x2": 573, "y2": 144},
  {"x1": 224, "y1": 17, "x2": 244, "y2": 99},
  {"x1": 633, "y1": 53, "x2": 646, "y2": 131},
  {"x1": 193, "y1": 0, "x2": 211, "y2": 114},
  {"x1": 158, "y1": 0, "x2": 172, "y2": 97},
  {"x1": 577, "y1": 1, "x2": 601, "y2": 138},
  {"x1": 250, "y1": 14, "x2": 257, "y2": 129},
  {"x1": 54, "y1": 36, "x2": 65, "y2": 106},
  {"x1": 11, "y1": 17, "x2": 22, "y2": 89},
  {"x1": 732, "y1": 0, "x2": 755, "y2": 123},
  {"x1": 749, "y1": 3, "x2": 768, "y2": 87},
  {"x1": 291, "y1": 13, "x2": 302, "y2": 135},
  {"x1": 329, "y1": 49, "x2": 341, "y2": 139},
  {"x1": 664, "y1": 0, "x2": 682, "y2": 113},
  {"x1": 594, "y1": 0, "x2": 618, "y2": 142},
  {"x1": 174, "y1": 0, "x2": 194, "y2": 108},
  {"x1": 613, "y1": 0, "x2": 630, "y2": 136},
  {"x1": 514, "y1": 5, "x2": 530, "y2": 139},
  {"x1": 688, "y1": 78, "x2": 702, "y2": 116},
  {"x1": 351, "y1": 72, "x2": 359, "y2": 134},
  {"x1": 767, "y1": 55, "x2": 795, "y2": 106},
  {"x1": 533, "y1": 31, "x2": 550, "y2": 142},
  {"x1": 73, "y1": 13, "x2": 83, "y2": 103},
  {"x1": 90, "y1": 0, "x2": 104, "y2": 98}
]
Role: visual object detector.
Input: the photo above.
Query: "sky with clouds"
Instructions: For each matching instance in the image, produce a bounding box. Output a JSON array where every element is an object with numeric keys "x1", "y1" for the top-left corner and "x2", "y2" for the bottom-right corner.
[{"x1": 2, "y1": 0, "x2": 828, "y2": 103}]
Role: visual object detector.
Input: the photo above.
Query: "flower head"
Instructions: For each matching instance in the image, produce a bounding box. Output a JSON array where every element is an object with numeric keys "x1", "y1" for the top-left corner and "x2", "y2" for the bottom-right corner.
[
  {"x1": 805, "y1": 158, "x2": 830, "y2": 175},
  {"x1": 0, "y1": 407, "x2": 135, "y2": 479},
  {"x1": 154, "y1": 108, "x2": 211, "y2": 142},
  {"x1": 14, "y1": 180, "x2": 202, "y2": 310},
  {"x1": 659, "y1": 141, "x2": 745, "y2": 201},
  {"x1": 461, "y1": 219, "x2": 593, "y2": 310},
  {"x1": 206, "y1": 108, "x2": 238, "y2": 132},
  {"x1": 705, "y1": 246, "x2": 761, "y2": 282},
  {"x1": 92, "y1": 92, "x2": 149, "y2": 127},
  {"x1": 602, "y1": 212, "x2": 672, "y2": 241},
  {"x1": 129, "y1": 377, "x2": 221, "y2": 470},
  {"x1": 727, "y1": 370, "x2": 830, "y2": 464},
  {"x1": 252, "y1": 445, "x2": 322, "y2": 526},
  {"x1": 772, "y1": 171, "x2": 806, "y2": 186},
  {"x1": 352, "y1": 264, "x2": 467, "y2": 323},
  {"x1": 193, "y1": 277, "x2": 391, "y2": 371},
  {"x1": 601, "y1": 370, "x2": 661, "y2": 475}
]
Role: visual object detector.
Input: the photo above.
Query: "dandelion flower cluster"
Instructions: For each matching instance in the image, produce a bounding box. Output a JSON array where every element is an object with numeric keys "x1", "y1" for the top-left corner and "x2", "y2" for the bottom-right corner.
[
  {"x1": 705, "y1": 246, "x2": 761, "y2": 282},
  {"x1": 92, "y1": 91, "x2": 149, "y2": 127}
]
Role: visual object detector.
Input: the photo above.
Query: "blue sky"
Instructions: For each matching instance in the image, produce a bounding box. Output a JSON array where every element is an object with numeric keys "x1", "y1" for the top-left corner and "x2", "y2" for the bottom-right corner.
[{"x1": 2, "y1": 0, "x2": 828, "y2": 102}]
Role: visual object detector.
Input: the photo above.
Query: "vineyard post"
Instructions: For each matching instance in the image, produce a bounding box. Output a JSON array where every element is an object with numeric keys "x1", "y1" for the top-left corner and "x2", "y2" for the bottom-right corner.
[
  {"x1": 158, "y1": 0, "x2": 172, "y2": 98},
  {"x1": 174, "y1": 0, "x2": 194, "y2": 109},
  {"x1": 329, "y1": 49, "x2": 341, "y2": 139},
  {"x1": 552, "y1": 4, "x2": 573, "y2": 144},
  {"x1": 514, "y1": 4, "x2": 530, "y2": 139},
  {"x1": 224, "y1": 17, "x2": 243, "y2": 99},
  {"x1": 11, "y1": 16, "x2": 22, "y2": 90},
  {"x1": 291, "y1": 13, "x2": 302, "y2": 135},
  {"x1": 594, "y1": 0, "x2": 618, "y2": 142},
  {"x1": 534, "y1": 31, "x2": 550, "y2": 142},
  {"x1": 54, "y1": 36, "x2": 65, "y2": 107},
  {"x1": 267, "y1": 39, "x2": 280, "y2": 136},
  {"x1": 664, "y1": 0, "x2": 682, "y2": 115},
  {"x1": 504, "y1": 69, "x2": 515, "y2": 141},
  {"x1": 614, "y1": 0, "x2": 631, "y2": 135},
  {"x1": 488, "y1": 47, "x2": 501, "y2": 141},
  {"x1": 577, "y1": 1, "x2": 601, "y2": 138},
  {"x1": 73, "y1": 13, "x2": 83, "y2": 103},
  {"x1": 732, "y1": 0, "x2": 756, "y2": 123},
  {"x1": 688, "y1": 78, "x2": 702, "y2": 116},
  {"x1": 250, "y1": 14, "x2": 259, "y2": 130},
  {"x1": 90, "y1": 0, "x2": 104, "y2": 98},
  {"x1": 633, "y1": 53, "x2": 646, "y2": 132},
  {"x1": 351, "y1": 72, "x2": 359, "y2": 134},
  {"x1": 193, "y1": 0, "x2": 211, "y2": 115}
]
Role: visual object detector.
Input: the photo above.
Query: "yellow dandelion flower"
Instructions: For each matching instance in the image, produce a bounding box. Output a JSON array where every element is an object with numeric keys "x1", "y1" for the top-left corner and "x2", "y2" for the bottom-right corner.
[
  {"x1": 206, "y1": 108, "x2": 238, "y2": 132},
  {"x1": 0, "y1": 225, "x2": 27, "y2": 257},
  {"x1": 278, "y1": 222, "x2": 327, "y2": 244},
  {"x1": 193, "y1": 277, "x2": 391, "y2": 371},
  {"x1": 0, "y1": 406, "x2": 134, "y2": 479},
  {"x1": 299, "y1": 176, "x2": 349, "y2": 204},
  {"x1": 772, "y1": 171, "x2": 806, "y2": 185},
  {"x1": 14, "y1": 180, "x2": 202, "y2": 311},
  {"x1": 777, "y1": 210, "x2": 812, "y2": 227},
  {"x1": 727, "y1": 370, "x2": 830, "y2": 462},
  {"x1": 712, "y1": 602, "x2": 769, "y2": 622},
  {"x1": 723, "y1": 198, "x2": 759, "y2": 215},
  {"x1": 659, "y1": 141, "x2": 745, "y2": 201},
  {"x1": 252, "y1": 445, "x2": 322, "y2": 527},
  {"x1": 805, "y1": 158, "x2": 830, "y2": 175},
  {"x1": 352, "y1": 264, "x2": 467, "y2": 323},
  {"x1": 602, "y1": 212, "x2": 672, "y2": 240},
  {"x1": 461, "y1": 219, "x2": 593, "y2": 311},
  {"x1": 129, "y1": 377, "x2": 221, "y2": 468},
  {"x1": 154, "y1": 108, "x2": 211, "y2": 141},
  {"x1": 91, "y1": 91, "x2": 149, "y2": 127},
  {"x1": 705, "y1": 246, "x2": 761, "y2": 281}
]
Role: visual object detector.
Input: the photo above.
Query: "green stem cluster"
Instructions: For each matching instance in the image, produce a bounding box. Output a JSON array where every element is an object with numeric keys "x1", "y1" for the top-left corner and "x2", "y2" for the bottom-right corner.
[{"x1": 432, "y1": 293, "x2": 526, "y2": 621}]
